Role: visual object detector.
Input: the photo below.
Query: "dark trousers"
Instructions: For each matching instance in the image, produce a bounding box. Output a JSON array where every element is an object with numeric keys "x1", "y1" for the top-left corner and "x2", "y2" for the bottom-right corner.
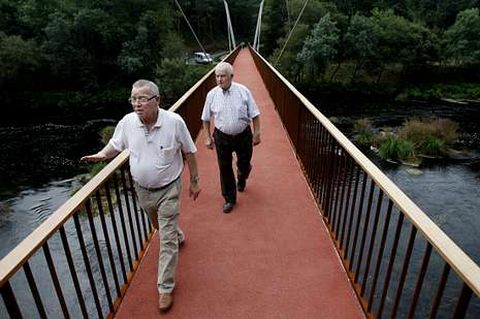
[{"x1": 213, "y1": 127, "x2": 253, "y2": 203}]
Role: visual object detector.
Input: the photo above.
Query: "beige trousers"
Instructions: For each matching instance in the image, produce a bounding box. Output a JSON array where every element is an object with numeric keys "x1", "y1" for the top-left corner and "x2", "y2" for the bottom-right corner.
[{"x1": 135, "y1": 178, "x2": 182, "y2": 293}]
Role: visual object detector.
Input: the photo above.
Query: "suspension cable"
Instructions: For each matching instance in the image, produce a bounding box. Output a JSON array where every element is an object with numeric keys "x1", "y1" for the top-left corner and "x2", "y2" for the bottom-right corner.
[
  {"x1": 274, "y1": 0, "x2": 310, "y2": 66},
  {"x1": 173, "y1": 0, "x2": 207, "y2": 55}
]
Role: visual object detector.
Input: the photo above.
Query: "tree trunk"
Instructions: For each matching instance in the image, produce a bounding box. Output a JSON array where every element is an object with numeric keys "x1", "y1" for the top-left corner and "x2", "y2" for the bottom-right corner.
[
  {"x1": 350, "y1": 63, "x2": 360, "y2": 84},
  {"x1": 376, "y1": 65, "x2": 385, "y2": 84},
  {"x1": 329, "y1": 62, "x2": 342, "y2": 82},
  {"x1": 350, "y1": 59, "x2": 365, "y2": 83}
]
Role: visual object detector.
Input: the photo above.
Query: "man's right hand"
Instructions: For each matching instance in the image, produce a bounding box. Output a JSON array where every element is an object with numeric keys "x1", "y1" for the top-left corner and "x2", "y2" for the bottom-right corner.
[{"x1": 80, "y1": 152, "x2": 107, "y2": 162}]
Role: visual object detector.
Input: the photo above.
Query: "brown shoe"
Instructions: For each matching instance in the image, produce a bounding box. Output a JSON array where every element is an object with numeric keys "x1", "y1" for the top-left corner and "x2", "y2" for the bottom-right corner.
[
  {"x1": 159, "y1": 293, "x2": 173, "y2": 312},
  {"x1": 178, "y1": 232, "x2": 185, "y2": 248}
]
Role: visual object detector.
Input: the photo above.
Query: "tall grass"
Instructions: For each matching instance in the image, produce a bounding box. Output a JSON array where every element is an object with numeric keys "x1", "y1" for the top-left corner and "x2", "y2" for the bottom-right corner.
[
  {"x1": 353, "y1": 118, "x2": 376, "y2": 146},
  {"x1": 354, "y1": 117, "x2": 459, "y2": 162},
  {"x1": 399, "y1": 118, "x2": 458, "y2": 145},
  {"x1": 398, "y1": 118, "x2": 458, "y2": 156},
  {"x1": 378, "y1": 135, "x2": 415, "y2": 161}
]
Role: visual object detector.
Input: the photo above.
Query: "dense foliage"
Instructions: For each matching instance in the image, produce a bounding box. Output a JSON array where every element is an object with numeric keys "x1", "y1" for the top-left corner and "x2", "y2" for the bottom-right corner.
[
  {"x1": 0, "y1": 0, "x2": 478, "y2": 124},
  {"x1": 0, "y1": 0, "x2": 218, "y2": 123},
  {"x1": 263, "y1": 0, "x2": 479, "y2": 91}
]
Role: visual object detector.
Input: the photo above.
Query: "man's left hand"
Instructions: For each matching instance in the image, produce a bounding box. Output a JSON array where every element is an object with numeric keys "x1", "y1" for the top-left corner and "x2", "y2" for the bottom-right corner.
[{"x1": 253, "y1": 133, "x2": 261, "y2": 146}]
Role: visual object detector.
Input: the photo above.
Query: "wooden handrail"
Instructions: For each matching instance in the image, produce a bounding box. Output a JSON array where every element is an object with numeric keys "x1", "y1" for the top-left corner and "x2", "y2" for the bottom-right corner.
[
  {"x1": 249, "y1": 46, "x2": 480, "y2": 297},
  {"x1": 0, "y1": 150, "x2": 130, "y2": 287},
  {"x1": 0, "y1": 46, "x2": 243, "y2": 318}
]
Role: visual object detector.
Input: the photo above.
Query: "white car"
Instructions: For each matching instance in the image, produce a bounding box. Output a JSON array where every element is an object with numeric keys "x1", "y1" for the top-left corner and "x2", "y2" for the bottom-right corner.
[{"x1": 193, "y1": 52, "x2": 213, "y2": 64}]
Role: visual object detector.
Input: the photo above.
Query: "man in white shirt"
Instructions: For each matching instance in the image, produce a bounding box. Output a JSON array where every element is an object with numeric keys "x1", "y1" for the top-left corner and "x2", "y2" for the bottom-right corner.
[
  {"x1": 201, "y1": 62, "x2": 261, "y2": 213},
  {"x1": 81, "y1": 79, "x2": 200, "y2": 312}
]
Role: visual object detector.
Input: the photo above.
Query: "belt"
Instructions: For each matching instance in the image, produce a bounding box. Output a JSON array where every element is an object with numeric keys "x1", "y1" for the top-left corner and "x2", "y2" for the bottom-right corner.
[
  {"x1": 136, "y1": 176, "x2": 179, "y2": 192},
  {"x1": 215, "y1": 126, "x2": 249, "y2": 137}
]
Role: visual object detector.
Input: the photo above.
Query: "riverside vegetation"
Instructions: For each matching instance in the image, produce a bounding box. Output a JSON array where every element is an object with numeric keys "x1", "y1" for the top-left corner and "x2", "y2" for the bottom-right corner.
[{"x1": 352, "y1": 117, "x2": 468, "y2": 166}]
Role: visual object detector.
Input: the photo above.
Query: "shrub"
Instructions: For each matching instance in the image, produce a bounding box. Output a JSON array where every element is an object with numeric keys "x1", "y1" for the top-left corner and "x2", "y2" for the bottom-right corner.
[
  {"x1": 398, "y1": 118, "x2": 458, "y2": 146},
  {"x1": 420, "y1": 136, "x2": 446, "y2": 156},
  {"x1": 378, "y1": 135, "x2": 414, "y2": 161},
  {"x1": 434, "y1": 118, "x2": 459, "y2": 144},
  {"x1": 100, "y1": 126, "x2": 115, "y2": 144},
  {"x1": 353, "y1": 118, "x2": 375, "y2": 146}
]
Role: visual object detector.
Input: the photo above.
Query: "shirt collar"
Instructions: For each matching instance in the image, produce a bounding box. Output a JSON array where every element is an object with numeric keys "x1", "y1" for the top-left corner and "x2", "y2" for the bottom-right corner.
[
  {"x1": 136, "y1": 108, "x2": 162, "y2": 128},
  {"x1": 221, "y1": 82, "x2": 234, "y2": 95}
]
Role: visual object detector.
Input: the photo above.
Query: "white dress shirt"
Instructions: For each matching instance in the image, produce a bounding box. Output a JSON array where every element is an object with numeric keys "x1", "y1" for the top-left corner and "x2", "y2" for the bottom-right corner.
[{"x1": 201, "y1": 82, "x2": 260, "y2": 135}]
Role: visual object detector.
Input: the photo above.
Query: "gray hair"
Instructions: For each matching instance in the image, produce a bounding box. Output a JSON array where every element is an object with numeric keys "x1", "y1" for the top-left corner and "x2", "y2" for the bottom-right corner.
[
  {"x1": 215, "y1": 62, "x2": 234, "y2": 76},
  {"x1": 132, "y1": 79, "x2": 160, "y2": 96}
]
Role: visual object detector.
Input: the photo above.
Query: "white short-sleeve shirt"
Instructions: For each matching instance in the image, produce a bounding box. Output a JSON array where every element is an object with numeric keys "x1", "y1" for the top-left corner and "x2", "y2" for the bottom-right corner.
[
  {"x1": 109, "y1": 109, "x2": 197, "y2": 189},
  {"x1": 201, "y1": 82, "x2": 260, "y2": 135}
]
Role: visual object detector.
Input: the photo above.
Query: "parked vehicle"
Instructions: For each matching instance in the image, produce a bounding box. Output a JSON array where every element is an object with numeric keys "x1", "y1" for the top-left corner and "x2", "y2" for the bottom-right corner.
[{"x1": 193, "y1": 52, "x2": 213, "y2": 64}]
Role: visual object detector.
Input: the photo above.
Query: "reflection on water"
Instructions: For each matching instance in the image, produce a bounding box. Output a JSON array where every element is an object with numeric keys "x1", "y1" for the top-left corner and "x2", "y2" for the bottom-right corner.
[
  {"x1": 0, "y1": 177, "x2": 83, "y2": 259},
  {"x1": 0, "y1": 121, "x2": 122, "y2": 317},
  {"x1": 383, "y1": 164, "x2": 480, "y2": 265},
  {"x1": 0, "y1": 176, "x2": 143, "y2": 318},
  {"x1": 316, "y1": 100, "x2": 480, "y2": 265},
  {"x1": 0, "y1": 120, "x2": 116, "y2": 199}
]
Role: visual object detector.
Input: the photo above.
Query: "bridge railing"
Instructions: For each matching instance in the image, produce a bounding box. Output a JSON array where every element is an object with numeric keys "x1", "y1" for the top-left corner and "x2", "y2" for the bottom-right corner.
[
  {"x1": 0, "y1": 153, "x2": 151, "y2": 319},
  {"x1": 249, "y1": 46, "x2": 480, "y2": 318},
  {"x1": 0, "y1": 48, "x2": 240, "y2": 319}
]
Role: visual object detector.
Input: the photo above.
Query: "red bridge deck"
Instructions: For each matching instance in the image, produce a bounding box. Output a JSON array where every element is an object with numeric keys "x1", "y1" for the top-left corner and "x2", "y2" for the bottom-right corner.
[{"x1": 115, "y1": 49, "x2": 364, "y2": 318}]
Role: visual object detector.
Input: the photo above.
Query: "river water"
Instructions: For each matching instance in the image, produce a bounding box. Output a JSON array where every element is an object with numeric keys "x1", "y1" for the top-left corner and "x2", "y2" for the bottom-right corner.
[
  {"x1": 315, "y1": 100, "x2": 480, "y2": 265},
  {"x1": 0, "y1": 101, "x2": 479, "y2": 316},
  {"x1": 0, "y1": 120, "x2": 122, "y2": 318}
]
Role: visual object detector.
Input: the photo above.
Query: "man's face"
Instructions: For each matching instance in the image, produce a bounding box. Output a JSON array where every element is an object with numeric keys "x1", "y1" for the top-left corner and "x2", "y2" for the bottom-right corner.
[
  {"x1": 216, "y1": 71, "x2": 233, "y2": 90},
  {"x1": 130, "y1": 86, "x2": 159, "y2": 122}
]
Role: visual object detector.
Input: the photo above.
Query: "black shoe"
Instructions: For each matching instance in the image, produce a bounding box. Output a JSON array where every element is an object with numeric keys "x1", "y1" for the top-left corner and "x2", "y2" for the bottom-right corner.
[
  {"x1": 223, "y1": 202, "x2": 235, "y2": 213},
  {"x1": 237, "y1": 179, "x2": 246, "y2": 192}
]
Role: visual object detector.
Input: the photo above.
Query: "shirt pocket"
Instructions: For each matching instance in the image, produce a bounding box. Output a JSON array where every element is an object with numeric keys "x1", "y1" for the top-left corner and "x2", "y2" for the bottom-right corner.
[
  {"x1": 236, "y1": 99, "x2": 249, "y2": 119},
  {"x1": 158, "y1": 146, "x2": 177, "y2": 165}
]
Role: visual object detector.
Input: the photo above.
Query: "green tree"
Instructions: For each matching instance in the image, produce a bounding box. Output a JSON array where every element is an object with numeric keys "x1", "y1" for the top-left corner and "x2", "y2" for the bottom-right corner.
[
  {"x1": 118, "y1": 7, "x2": 184, "y2": 79},
  {"x1": 335, "y1": 0, "x2": 377, "y2": 17},
  {"x1": 344, "y1": 14, "x2": 379, "y2": 82},
  {"x1": 297, "y1": 13, "x2": 340, "y2": 80},
  {"x1": 270, "y1": 23, "x2": 310, "y2": 81},
  {"x1": 42, "y1": 12, "x2": 94, "y2": 87},
  {"x1": 11, "y1": 0, "x2": 59, "y2": 38},
  {"x1": 154, "y1": 58, "x2": 209, "y2": 106},
  {"x1": 0, "y1": 32, "x2": 41, "y2": 87},
  {"x1": 370, "y1": 9, "x2": 438, "y2": 83},
  {"x1": 265, "y1": 1, "x2": 347, "y2": 81},
  {"x1": 261, "y1": 0, "x2": 288, "y2": 56},
  {"x1": 444, "y1": 8, "x2": 480, "y2": 64}
]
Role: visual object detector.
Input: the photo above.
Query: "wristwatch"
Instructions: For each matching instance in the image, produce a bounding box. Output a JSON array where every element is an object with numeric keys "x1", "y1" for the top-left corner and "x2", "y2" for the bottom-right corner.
[{"x1": 191, "y1": 175, "x2": 200, "y2": 183}]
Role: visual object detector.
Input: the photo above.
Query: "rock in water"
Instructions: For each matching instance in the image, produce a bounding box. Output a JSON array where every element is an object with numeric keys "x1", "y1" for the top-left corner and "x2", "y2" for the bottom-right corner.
[{"x1": 406, "y1": 168, "x2": 423, "y2": 176}]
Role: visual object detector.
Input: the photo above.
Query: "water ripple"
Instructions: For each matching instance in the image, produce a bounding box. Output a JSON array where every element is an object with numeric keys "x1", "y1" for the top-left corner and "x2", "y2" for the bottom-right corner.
[{"x1": 29, "y1": 198, "x2": 53, "y2": 225}]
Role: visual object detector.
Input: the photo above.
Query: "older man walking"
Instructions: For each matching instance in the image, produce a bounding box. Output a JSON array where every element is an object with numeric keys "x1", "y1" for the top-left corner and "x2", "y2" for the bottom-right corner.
[
  {"x1": 81, "y1": 79, "x2": 200, "y2": 312},
  {"x1": 201, "y1": 62, "x2": 261, "y2": 213}
]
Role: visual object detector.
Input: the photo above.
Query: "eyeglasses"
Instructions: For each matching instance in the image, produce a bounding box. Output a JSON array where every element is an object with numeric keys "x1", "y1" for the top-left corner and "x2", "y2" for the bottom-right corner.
[{"x1": 128, "y1": 95, "x2": 157, "y2": 105}]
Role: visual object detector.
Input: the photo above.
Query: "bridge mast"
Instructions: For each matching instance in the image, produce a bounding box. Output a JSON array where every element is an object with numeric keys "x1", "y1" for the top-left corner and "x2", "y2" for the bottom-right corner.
[
  {"x1": 253, "y1": 0, "x2": 265, "y2": 52},
  {"x1": 223, "y1": 0, "x2": 236, "y2": 52}
]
